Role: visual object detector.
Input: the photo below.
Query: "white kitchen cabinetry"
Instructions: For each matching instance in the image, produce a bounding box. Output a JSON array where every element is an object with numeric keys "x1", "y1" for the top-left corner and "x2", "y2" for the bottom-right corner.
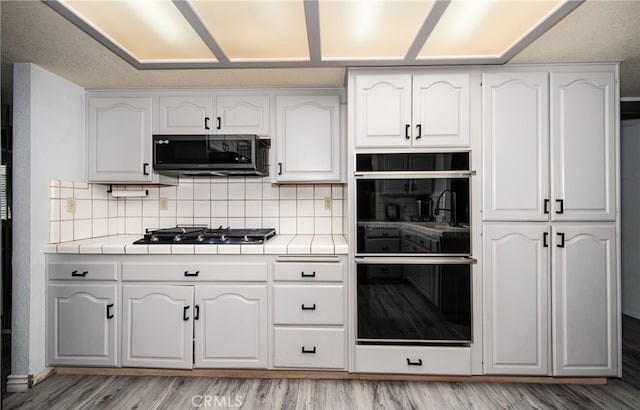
[
  {"x1": 482, "y1": 224, "x2": 549, "y2": 375},
  {"x1": 272, "y1": 258, "x2": 346, "y2": 369},
  {"x1": 552, "y1": 225, "x2": 617, "y2": 376},
  {"x1": 88, "y1": 96, "x2": 173, "y2": 184},
  {"x1": 483, "y1": 71, "x2": 616, "y2": 221},
  {"x1": 482, "y1": 223, "x2": 618, "y2": 376},
  {"x1": 122, "y1": 285, "x2": 194, "y2": 369},
  {"x1": 194, "y1": 285, "x2": 267, "y2": 368},
  {"x1": 47, "y1": 256, "x2": 119, "y2": 367},
  {"x1": 275, "y1": 95, "x2": 341, "y2": 182},
  {"x1": 157, "y1": 94, "x2": 270, "y2": 136},
  {"x1": 48, "y1": 284, "x2": 118, "y2": 367},
  {"x1": 353, "y1": 72, "x2": 470, "y2": 148}
]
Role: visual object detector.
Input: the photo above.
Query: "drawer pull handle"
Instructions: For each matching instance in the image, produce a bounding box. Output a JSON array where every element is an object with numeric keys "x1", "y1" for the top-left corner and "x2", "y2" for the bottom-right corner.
[
  {"x1": 407, "y1": 358, "x2": 423, "y2": 366},
  {"x1": 71, "y1": 270, "x2": 88, "y2": 277},
  {"x1": 106, "y1": 304, "x2": 114, "y2": 319},
  {"x1": 183, "y1": 306, "x2": 190, "y2": 321},
  {"x1": 184, "y1": 270, "x2": 200, "y2": 277},
  {"x1": 301, "y1": 271, "x2": 316, "y2": 278},
  {"x1": 301, "y1": 304, "x2": 316, "y2": 310},
  {"x1": 301, "y1": 346, "x2": 316, "y2": 354}
]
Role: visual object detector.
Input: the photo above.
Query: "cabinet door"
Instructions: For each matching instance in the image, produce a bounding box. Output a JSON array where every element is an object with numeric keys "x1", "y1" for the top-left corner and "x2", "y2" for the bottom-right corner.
[
  {"x1": 354, "y1": 74, "x2": 412, "y2": 148},
  {"x1": 88, "y1": 97, "x2": 153, "y2": 183},
  {"x1": 482, "y1": 72, "x2": 549, "y2": 221},
  {"x1": 194, "y1": 285, "x2": 267, "y2": 369},
  {"x1": 413, "y1": 73, "x2": 470, "y2": 147},
  {"x1": 158, "y1": 95, "x2": 214, "y2": 134},
  {"x1": 276, "y1": 95, "x2": 341, "y2": 182},
  {"x1": 48, "y1": 284, "x2": 118, "y2": 366},
  {"x1": 122, "y1": 285, "x2": 193, "y2": 369},
  {"x1": 551, "y1": 72, "x2": 616, "y2": 221},
  {"x1": 482, "y1": 224, "x2": 550, "y2": 375},
  {"x1": 216, "y1": 95, "x2": 270, "y2": 136},
  {"x1": 552, "y1": 225, "x2": 617, "y2": 376}
]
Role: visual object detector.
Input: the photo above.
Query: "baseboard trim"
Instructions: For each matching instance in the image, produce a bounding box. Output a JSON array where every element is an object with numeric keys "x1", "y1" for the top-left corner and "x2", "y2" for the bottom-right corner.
[
  {"x1": 6, "y1": 374, "x2": 30, "y2": 393},
  {"x1": 32, "y1": 367, "x2": 56, "y2": 387},
  {"x1": 54, "y1": 367, "x2": 607, "y2": 385}
]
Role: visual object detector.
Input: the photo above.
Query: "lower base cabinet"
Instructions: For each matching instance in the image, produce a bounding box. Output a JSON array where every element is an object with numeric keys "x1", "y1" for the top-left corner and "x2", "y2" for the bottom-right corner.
[
  {"x1": 48, "y1": 284, "x2": 118, "y2": 366},
  {"x1": 122, "y1": 284, "x2": 267, "y2": 369},
  {"x1": 273, "y1": 327, "x2": 345, "y2": 369}
]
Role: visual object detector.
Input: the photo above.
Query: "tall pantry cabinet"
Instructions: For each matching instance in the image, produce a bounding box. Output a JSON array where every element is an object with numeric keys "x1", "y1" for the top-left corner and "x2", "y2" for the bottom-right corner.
[{"x1": 482, "y1": 67, "x2": 619, "y2": 376}]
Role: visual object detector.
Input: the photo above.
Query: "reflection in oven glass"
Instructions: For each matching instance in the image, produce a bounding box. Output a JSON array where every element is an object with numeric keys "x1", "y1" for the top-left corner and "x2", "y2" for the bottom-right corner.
[{"x1": 357, "y1": 263, "x2": 471, "y2": 344}]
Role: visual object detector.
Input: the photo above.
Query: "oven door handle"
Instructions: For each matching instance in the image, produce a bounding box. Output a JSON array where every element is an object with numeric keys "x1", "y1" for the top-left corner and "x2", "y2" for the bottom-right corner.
[
  {"x1": 354, "y1": 171, "x2": 475, "y2": 179},
  {"x1": 355, "y1": 256, "x2": 477, "y2": 265}
]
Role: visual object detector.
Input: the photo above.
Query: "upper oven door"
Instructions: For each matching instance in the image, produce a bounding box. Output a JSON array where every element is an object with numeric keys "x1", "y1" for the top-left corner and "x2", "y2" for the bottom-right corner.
[{"x1": 355, "y1": 152, "x2": 471, "y2": 256}]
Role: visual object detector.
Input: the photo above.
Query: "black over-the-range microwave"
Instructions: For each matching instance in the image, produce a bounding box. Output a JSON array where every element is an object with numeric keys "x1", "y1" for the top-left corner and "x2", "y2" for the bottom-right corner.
[{"x1": 152, "y1": 134, "x2": 270, "y2": 176}]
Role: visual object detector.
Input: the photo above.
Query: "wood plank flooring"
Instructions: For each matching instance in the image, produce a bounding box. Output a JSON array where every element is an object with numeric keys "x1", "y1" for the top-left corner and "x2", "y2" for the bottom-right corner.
[{"x1": 3, "y1": 315, "x2": 640, "y2": 410}]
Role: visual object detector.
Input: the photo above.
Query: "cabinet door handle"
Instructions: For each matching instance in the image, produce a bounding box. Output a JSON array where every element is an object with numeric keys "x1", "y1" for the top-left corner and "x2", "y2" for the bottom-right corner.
[
  {"x1": 216, "y1": 117, "x2": 221, "y2": 130},
  {"x1": 557, "y1": 232, "x2": 565, "y2": 248},
  {"x1": 556, "y1": 199, "x2": 564, "y2": 214},
  {"x1": 194, "y1": 305, "x2": 200, "y2": 320},
  {"x1": 184, "y1": 270, "x2": 200, "y2": 277},
  {"x1": 183, "y1": 306, "x2": 190, "y2": 321},
  {"x1": 301, "y1": 346, "x2": 316, "y2": 354},
  {"x1": 278, "y1": 162, "x2": 283, "y2": 175},
  {"x1": 544, "y1": 199, "x2": 550, "y2": 214},
  {"x1": 416, "y1": 124, "x2": 422, "y2": 140},
  {"x1": 204, "y1": 117, "x2": 211, "y2": 130},
  {"x1": 407, "y1": 358, "x2": 423, "y2": 366},
  {"x1": 301, "y1": 271, "x2": 316, "y2": 278},
  {"x1": 106, "y1": 304, "x2": 114, "y2": 319},
  {"x1": 71, "y1": 270, "x2": 88, "y2": 277},
  {"x1": 143, "y1": 163, "x2": 150, "y2": 176},
  {"x1": 301, "y1": 304, "x2": 316, "y2": 310},
  {"x1": 405, "y1": 124, "x2": 410, "y2": 139},
  {"x1": 543, "y1": 232, "x2": 549, "y2": 248}
]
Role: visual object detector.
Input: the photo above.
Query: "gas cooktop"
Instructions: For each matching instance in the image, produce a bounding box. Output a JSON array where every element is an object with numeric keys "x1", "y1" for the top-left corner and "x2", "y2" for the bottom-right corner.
[{"x1": 133, "y1": 226, "x2": 276, "y2": 245}]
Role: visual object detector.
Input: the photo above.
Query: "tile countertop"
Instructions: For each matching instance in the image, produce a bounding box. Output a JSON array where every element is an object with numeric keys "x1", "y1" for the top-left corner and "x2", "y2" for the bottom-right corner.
[{"x1": 43, "y1": 234, "x2": 348, "y2": 255}]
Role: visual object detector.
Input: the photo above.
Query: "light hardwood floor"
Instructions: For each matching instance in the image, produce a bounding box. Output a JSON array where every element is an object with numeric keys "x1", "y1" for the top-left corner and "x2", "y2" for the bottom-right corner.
[{"x1": 3, "y1": 315, "x2": 640, "y2": 410}]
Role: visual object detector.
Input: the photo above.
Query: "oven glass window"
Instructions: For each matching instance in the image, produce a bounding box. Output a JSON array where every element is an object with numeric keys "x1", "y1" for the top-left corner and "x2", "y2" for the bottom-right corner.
[{"x1": 357, "y1": 263, "x2": 471, "y2": 344}]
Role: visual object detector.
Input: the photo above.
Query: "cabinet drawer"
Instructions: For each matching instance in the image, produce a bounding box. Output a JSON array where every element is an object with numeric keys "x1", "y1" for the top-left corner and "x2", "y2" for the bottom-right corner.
[
  {"x1": 273, "y1": 327, "x2": 345, "y2": 369},
  {"x1": 49, "y1": 262, "x2": 118, "y2": 281},
  {"x1": 273, "y1": 286, "x2": 344, "y2": 325},
  {"x1": 354, "y1": 345, "x2": 471, "y2": 375},
  {"x1": 273, "y1": 263, "x2": 344, "y2": 282},
  {"x1": 122, "y1": 262, "x2": 268, "y2": 281}
]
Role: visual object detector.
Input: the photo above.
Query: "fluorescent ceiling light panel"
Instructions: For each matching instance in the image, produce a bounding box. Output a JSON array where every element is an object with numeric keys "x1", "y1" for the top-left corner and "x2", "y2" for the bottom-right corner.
[
  {"x1": 417, "y1": 0, "x2": 566, "y2": 59},
  {"x1": 319, "y1": 0, "x2": 436, "y2": 60},
  {"x1": 189, "y1": 0, "x2": 309, "y2": 61},
  {"x1": 60, "y1": 0, "x2": 217, "y2": 62}
]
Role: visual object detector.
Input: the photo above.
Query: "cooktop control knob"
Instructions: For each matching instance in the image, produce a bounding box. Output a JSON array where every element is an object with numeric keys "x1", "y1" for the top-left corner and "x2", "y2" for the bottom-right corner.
[
  {"x1": 174, "y1": 235, "x2": 182, "y2": 242},
  {"x1": 220, "y1": 234, "x2": 227, "y2": 242},
  {"x1": 197, "y1": 234, "x2": 205, "y2": 242},
  {"x1": 243, "y1": 235, "x2": 249, "y2": 242},
  {"x1": 150, "y1": 235, "x2": 159, "y2": 243}
]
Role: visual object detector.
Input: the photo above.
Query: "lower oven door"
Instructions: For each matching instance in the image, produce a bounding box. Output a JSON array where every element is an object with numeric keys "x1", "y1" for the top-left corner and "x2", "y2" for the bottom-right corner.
[{"x1": 356, "y1": 257, "x2": 473, "y2": 345}]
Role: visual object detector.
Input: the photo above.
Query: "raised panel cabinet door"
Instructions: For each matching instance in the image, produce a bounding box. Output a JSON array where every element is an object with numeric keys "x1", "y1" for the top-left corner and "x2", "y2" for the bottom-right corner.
[
  {"x1": 158, "y1": 95, "x2": 214, "y2": 134},
  {"x1": 354, "y1": 74, "x2": 412, "y2": 148},
  {"x1": 551, "y1": 72, "x2": 616, "y2": 221},
  {"x1": 276, "y1": 95, "x2": 341, "y2": 182},
  {"x1": 552, "y1": 225, "x2": 617, "y2": 376},
  {"x1": 412, "y1": 73, "x2": 470, "y2": 147},
  {"x1": 216, "y1": 95, "x2": 270, "y2": 136},
  {"x1": 482, "y1": 72, "x2": 550, "y2": 221},
  {"x1": 88, "y1": 97, "x2": 153, "y2": 182},
  {"x1": 122, "y1": 285, "x2": 194, "y2": 369},
  {"x1": 482, "y1": 224, "x2": 550, "y2": 375},
  {"x1": 48, "y1": 284, "x2": 118, "y2": 366},
  {"x1": 194, "y1": 285, "x2": 267, "y2": 369}
]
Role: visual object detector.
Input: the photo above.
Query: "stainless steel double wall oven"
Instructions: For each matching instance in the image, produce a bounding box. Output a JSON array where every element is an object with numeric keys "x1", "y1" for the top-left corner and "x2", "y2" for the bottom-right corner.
[{"x1": 354, "y1": 152, "x2": 474, "y2": 345}]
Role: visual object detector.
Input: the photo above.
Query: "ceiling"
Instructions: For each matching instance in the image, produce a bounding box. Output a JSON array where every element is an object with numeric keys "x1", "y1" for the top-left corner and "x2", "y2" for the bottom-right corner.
[{"x1": 2, "y1": 0, "x2": 640, "y2": 97}]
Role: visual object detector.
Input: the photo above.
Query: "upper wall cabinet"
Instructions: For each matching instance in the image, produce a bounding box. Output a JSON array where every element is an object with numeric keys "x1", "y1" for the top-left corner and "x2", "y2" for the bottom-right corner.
[
  {"x1": 353, "y1": 72, "x2": 470, "y2": 148},
  {"x1": 88, "y1": 95, "x2": 174, "y2": 184},
  {"x1": 157, "y1": 94, "x2": 270, "y2": 136},
  {"x1": 275, "y1": 95, "x2": 342, "y2": 183},
  {"x1": 482, "y1": 70, "x2": 616, "y2": 222}
]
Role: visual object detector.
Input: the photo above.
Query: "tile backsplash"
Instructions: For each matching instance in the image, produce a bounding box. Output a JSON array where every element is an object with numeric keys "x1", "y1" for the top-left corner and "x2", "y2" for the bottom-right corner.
[{"x1": 49, "y1": 177, "x2": 347, "y2": 243}]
